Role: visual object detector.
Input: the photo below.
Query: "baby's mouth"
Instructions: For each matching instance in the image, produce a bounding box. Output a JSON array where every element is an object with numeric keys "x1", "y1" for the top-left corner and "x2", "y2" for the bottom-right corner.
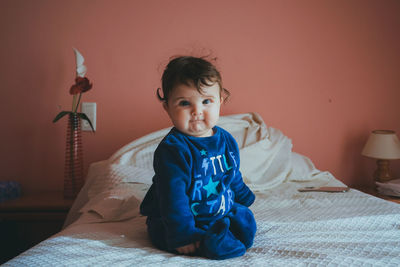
[{"x1": 190, "y1": 118, "x2": 204, "y2": 122}]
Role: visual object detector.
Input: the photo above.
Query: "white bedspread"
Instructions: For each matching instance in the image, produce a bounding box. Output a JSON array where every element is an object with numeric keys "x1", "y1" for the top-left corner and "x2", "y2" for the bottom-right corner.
[
  {"x1": 5, "y1": 184, "x2": 400, "y2": 266},
  {"x1": 5, "y1": 113, "x2": 400, "y2": 266}
]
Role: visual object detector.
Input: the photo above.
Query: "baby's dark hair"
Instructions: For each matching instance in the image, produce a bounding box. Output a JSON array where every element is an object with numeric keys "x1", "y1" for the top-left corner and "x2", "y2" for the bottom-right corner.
[{"x1": 157, "y1": 56, "x2": 230, "y2": 103}]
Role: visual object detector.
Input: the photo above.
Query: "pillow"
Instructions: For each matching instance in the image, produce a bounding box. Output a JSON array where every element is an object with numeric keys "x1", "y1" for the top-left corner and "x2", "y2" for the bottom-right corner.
[
  {"x1": 240, "y1": 128, "x2": 292, "y2": 191},
  {"x1": 287, "y1": 152, "x2": 320, "y2": 181},
  {"x1": 287, "y1": 152, "x2": 340, "y2": 184},
  {"x1": 87, "y1": 164, "x2": 154, "y2": 199},
  {"x1": 65, "y1": 161, "x2": 155, "y2": 226},
  {"x1": 80, "y1": 183, "x2": 150, "y2": 222},
  {"x1": 77, "y1": 164, "x2": 154, "y2": 223}
]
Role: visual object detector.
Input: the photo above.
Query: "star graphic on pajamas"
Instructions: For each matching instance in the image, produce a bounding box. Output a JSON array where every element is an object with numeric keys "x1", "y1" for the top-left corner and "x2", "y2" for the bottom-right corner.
[
  {"x1": 203, "y1": 177, "x2": 219, "y2": 198},
  {"x1": 200, "y1": 149, "x2": 207, "y2": 156}
]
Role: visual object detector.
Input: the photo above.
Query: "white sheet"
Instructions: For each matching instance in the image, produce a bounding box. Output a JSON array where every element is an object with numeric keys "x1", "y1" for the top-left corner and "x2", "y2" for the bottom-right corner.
[{"x1": 5, "y1": 184, "x2": 400, "y2": 266}]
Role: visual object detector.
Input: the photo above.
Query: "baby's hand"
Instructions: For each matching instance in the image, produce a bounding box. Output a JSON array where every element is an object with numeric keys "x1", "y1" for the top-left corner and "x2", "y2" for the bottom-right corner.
[{"x1": 176, "y1": 241, "x2": 200, "y2": 255}]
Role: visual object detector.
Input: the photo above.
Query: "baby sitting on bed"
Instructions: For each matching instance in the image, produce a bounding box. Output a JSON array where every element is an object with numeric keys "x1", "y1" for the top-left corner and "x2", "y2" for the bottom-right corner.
[{"x1": 140, "y1": 56, "x2": 256, "y2": 260}]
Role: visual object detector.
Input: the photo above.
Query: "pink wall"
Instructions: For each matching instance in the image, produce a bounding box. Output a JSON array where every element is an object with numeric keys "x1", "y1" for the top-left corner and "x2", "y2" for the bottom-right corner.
[{"x1": 1, "y1": 0, "x2": 400, "y2": 193}]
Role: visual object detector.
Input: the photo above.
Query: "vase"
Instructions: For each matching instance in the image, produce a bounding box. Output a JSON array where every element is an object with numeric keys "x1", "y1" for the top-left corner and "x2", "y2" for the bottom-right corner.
[{"x1": 64, "y1": 113, "x2": 84, "y2": 199}]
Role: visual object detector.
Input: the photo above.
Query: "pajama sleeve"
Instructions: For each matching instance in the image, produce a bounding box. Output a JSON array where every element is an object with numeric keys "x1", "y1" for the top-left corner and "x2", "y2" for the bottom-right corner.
[
  {"x1": 230, "y1": 169, "x2": 255, "y2": 207},
  {"x1": 227, "y1": 135, "x2": 255, "y2": 207},
  {"x1": 153, "y1": 141, "x2": 205, "y2": 250}
]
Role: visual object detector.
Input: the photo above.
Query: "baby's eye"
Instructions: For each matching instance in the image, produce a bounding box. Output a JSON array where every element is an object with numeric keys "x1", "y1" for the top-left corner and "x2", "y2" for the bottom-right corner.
[
  {"x1": 203, "y1": 99, "x2": 211, "y2": 104},
  {"x1": 179, "y1": 100, "x2": 190, "y2": 106}
]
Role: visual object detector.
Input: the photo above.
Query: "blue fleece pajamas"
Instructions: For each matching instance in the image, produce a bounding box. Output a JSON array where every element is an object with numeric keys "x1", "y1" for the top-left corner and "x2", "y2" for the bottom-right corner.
[{"x1": 140, "y1": 126, "x2": 256, "y2": 259}]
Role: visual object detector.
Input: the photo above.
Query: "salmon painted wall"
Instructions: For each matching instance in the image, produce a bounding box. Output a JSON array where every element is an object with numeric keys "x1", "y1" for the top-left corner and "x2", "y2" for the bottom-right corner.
[{"x1": 1, "y1": 0, "x2": 400, "y2": 193}]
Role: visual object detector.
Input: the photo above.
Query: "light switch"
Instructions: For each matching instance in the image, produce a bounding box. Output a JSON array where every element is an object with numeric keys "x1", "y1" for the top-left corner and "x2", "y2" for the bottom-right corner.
[{"x1": 81, "y1": 102, "x2": 96, "y2": 131}]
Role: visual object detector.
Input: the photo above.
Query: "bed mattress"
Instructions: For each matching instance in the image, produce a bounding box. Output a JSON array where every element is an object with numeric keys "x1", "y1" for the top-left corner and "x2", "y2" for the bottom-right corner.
[{"x1": 5, "y1": 184, "x2": 400, "y2": 266}]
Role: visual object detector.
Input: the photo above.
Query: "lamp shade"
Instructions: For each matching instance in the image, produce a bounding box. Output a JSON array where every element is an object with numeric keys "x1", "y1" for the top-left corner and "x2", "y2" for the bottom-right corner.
[{"x1": 361, "y1": 130, "x2": 400, "y2": 160}]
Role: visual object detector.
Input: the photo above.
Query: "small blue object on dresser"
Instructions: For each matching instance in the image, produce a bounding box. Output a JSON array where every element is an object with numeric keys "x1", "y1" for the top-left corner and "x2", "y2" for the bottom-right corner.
[{"x1": 0, "y1": 181, "x2": 21, "y2": 203}]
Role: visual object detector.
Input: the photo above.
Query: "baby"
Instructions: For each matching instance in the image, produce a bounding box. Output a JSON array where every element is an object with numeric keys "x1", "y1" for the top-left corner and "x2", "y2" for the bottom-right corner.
[{"x1": 140, "y1": 56, "x2": 256, "y2": 260}]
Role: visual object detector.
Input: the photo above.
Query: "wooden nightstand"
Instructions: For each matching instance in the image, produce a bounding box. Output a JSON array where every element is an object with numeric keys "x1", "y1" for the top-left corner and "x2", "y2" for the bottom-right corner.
[
  {"x1": 0, "y1": 191, "x2": 74, "y2": 264},
  {"x1": 354, "y1": 186, "x2": 400, "y2": 204}
]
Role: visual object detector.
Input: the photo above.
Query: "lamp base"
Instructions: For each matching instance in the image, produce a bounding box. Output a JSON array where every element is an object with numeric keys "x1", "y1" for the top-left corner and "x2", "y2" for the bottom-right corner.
[{"x1": 373, "y1": 159, "x2": 393, "y2": 183}]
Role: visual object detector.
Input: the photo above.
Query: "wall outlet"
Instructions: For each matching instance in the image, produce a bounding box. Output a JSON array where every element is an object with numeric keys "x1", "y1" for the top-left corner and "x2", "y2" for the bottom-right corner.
[{"x1": 81, "y1": 102, "x2": 96, "y2": 131}]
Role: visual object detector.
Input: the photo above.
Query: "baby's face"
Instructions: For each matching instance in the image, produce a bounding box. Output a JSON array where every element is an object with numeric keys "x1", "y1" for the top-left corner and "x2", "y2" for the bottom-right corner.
[{"x1": 163, "y1": 82, "x2": 222, "y2": 137}]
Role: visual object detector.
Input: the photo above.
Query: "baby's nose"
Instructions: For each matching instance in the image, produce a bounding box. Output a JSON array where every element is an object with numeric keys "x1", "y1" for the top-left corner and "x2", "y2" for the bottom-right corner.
[{"x1": 192, "y1": 104, "x2": 203, "y2": 115}]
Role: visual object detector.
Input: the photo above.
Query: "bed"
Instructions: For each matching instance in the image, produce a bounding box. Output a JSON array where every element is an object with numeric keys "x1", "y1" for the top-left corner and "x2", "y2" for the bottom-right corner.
[{"x1": 4, "y1": 113, "x2": 400, "y2": 266}]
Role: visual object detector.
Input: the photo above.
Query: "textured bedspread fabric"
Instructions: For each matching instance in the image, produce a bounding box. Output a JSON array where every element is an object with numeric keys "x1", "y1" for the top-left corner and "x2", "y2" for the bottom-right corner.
[{"x1": 5, "y1": 184, "x2": 400, "y2": 266}]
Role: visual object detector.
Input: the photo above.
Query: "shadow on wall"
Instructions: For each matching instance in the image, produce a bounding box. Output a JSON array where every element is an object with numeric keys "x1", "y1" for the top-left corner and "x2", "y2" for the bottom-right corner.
[{"x1": 342, "y1": 129, "x2": 375, "y2": 187}]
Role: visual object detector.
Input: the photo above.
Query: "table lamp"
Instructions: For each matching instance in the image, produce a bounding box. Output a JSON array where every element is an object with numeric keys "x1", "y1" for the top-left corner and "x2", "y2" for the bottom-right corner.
[{"x1": 361, "y1": 130, "x2": 400, "y2": 183}]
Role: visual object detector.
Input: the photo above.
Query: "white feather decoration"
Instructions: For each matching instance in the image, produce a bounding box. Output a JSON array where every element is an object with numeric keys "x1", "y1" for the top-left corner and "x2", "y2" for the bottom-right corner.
[{"x1": 73, "y1": 48, "x2": 87, "y2": 78}]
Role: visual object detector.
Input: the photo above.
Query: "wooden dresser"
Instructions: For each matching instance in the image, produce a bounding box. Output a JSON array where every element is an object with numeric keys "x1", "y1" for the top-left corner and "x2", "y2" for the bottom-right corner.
[{"x1": 0, "y1": 191, "x2": 74, "y2": 264}]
